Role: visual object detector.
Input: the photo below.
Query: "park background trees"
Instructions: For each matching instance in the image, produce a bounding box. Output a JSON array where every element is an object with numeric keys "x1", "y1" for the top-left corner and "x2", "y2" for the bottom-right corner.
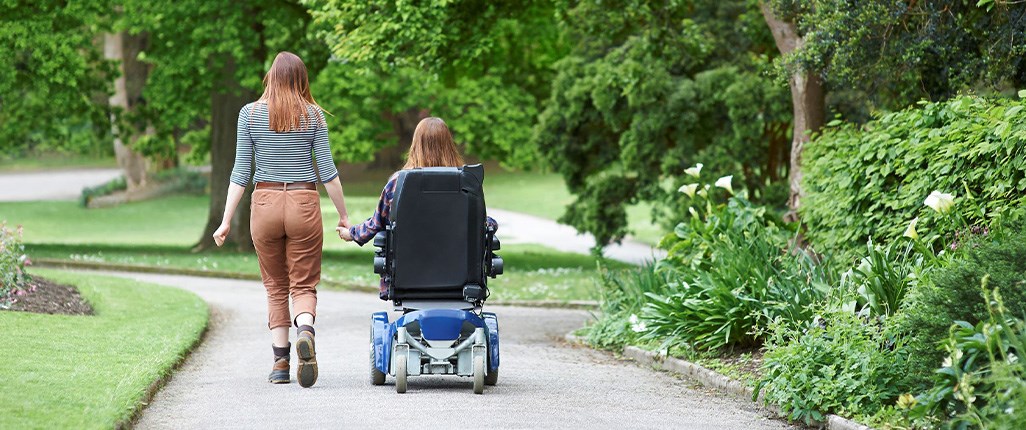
[{"x1": 3, "y1": 0, "x2": 1025, "y2": 250}]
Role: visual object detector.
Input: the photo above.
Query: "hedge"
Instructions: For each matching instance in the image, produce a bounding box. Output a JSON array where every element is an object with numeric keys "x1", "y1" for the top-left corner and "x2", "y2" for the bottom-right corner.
[{"x1": 802, "y1": 94, "x2": 1026, "y2": 256}]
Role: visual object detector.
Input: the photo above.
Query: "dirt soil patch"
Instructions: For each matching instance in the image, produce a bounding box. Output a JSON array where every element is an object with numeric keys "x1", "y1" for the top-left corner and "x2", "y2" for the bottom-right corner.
[{"x1": 3, "y1": 276, "x2": 93, "y2": 315}]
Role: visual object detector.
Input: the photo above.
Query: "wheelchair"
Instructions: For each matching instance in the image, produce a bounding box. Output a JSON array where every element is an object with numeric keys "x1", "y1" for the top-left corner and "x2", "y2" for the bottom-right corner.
[{"x1": 368, "y1": 164, "x2": 503, "y2": 394}]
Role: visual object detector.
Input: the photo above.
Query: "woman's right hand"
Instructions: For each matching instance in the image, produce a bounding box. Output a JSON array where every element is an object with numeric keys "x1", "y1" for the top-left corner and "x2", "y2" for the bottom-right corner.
[
  {"x1": 336, "y1": 226, "x2": 353, "y2": 242},
  {"x1": 213, "y1": 222, "x2": 230, "y2": 247}
]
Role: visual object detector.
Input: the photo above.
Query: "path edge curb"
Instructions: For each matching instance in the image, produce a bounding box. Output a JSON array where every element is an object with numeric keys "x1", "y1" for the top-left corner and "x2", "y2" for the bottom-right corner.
[
  {"x1": 567, "y1": 332, "x2": 874, "y2": 430},
  {"x1": 108, "y1": 278, "x2": 213, "y2": 430},
  {"x1": 34, "y1": 258, "x2": 599, "y2": 310}
]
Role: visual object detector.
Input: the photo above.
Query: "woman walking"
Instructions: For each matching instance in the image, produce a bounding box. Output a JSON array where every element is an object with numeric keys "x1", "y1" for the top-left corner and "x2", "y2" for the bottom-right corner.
[{"x1": 213, "y1": 51, "x2": 349, "y2": 388}]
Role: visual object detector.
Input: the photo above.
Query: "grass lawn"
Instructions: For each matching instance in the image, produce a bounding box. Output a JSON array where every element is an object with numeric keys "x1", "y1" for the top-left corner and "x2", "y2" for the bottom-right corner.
[
  {"x1": 0, "y1": 269, "x2": 207, "y2": 429},
  {"x1": 26, "y1": 243, "x2": 625, "y2": 302}
]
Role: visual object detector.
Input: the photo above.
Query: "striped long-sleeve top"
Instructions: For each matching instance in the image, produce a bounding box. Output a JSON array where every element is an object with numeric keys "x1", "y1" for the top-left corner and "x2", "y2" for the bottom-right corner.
[{"x1": 229, "y1": 102, "x2": 339, "y2": 187}]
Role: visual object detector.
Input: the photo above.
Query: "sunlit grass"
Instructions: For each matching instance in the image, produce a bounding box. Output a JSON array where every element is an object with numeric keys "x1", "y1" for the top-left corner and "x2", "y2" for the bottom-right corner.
[{"x1": 0, "y1": 269, "x2": 207, "y2": 429}]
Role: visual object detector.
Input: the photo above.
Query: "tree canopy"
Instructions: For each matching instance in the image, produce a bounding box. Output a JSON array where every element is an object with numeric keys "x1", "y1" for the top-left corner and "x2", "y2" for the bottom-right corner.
[{"x1": 0, "y1": 0, "x2": 113, "y2": 156}]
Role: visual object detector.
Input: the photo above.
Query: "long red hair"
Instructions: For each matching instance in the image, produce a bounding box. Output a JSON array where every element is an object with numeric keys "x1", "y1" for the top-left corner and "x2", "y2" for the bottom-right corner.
[
  {"x1": 258, "y1": 51, "x2": 327, "y2": 132},
  {"x1": 403, "y1": 117, "x2": 464, "y2": 169}
]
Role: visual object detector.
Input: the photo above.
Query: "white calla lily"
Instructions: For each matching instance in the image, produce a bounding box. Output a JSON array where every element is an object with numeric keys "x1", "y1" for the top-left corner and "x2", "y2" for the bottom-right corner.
[
  {"x1": 924, "y1": 191, "x2": 956, "y2": 214},
  {"x1": 678, "y1": 183, "x2": 699, "y2": 198},
  {"x1": 903, "y1": 217, "x2": 919, "y2": 240},
  {"x1": 714, "y1": 175, "x2": 734, "y2": 195},
  {"x1": 684, "y1": 163, "x2": 703, "y2": 178}
]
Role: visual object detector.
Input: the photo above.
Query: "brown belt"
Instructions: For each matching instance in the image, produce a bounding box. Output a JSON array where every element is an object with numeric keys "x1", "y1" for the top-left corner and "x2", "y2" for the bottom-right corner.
[{"x1": 255, "y1": 181, "x2": 317, "y2": 191}]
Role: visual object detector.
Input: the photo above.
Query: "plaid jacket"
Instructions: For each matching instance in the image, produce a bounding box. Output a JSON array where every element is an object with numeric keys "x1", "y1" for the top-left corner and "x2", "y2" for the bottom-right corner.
[{"x1": 349, "y1": 171, "x2": 498, "y2": 299}]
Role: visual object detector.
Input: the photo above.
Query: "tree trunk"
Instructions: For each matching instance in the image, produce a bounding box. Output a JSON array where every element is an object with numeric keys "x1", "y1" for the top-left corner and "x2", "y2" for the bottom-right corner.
[
  {"x1": 760, "y1": 3, "x2": 826, "y2": 221},
  {"x1": 104, "y1": 31, "x2": 150, "y2": 191},
  {"x1": 371, "y1": 108, "x2": 429, "y2": 170},
  {"x1": 194, "y1": 57, "x2": 255, "y2": 251}
]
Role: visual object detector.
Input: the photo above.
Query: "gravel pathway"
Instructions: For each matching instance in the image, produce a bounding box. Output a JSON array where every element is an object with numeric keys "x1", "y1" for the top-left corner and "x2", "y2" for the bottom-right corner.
[{"x1": 96, "y1": 272, "x2": 792, "y2": 430}]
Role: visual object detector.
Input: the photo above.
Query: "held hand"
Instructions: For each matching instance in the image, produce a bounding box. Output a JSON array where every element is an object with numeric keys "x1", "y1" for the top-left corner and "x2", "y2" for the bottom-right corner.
[
  {"x1": 338, "y1": 215, "x2": 351, "y2": 229},
  {"x1": 212, "y1": 223, "x2": 230, "y2": 247},
  {"x1": 336, "y1": 226, "x2": 353, "y2": 242}
]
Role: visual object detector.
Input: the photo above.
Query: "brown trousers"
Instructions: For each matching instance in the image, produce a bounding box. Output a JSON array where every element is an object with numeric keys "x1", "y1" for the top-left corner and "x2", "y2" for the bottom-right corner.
[{"x1": 250, "y1": 189, "x2": 322, "y2": 329}]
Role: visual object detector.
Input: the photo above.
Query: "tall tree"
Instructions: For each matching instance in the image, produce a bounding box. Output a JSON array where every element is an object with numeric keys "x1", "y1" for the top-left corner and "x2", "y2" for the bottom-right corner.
[
  {"x1": 309, "y1": 0, "x2": 564, "y2": 169},
  {"x1": 533, "y1": 0, "x2": 789, "y2": 245},
  {"x1": 759, "y1": 2, "x2": 823, "y2": 220},
  {"x1": 104, "y1": 31, "x2": 151, "y2": 190},
  {"x1": 0, "y1": 1, "x2": 113, "y2": 156},
  {"x1": 120, "y1": 0, "x2": 328, "y2": 251}
]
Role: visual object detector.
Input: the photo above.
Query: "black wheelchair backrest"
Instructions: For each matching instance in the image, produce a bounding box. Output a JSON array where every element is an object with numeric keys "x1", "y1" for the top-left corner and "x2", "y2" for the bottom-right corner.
[{"x1": 387, "y1": 164, "x2": 487, "y2": 300}]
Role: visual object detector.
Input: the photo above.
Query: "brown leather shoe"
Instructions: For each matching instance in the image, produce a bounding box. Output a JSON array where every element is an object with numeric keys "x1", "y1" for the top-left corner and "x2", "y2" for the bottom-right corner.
[
  {"x1": 296, "y1": 332, "x2": 318, "y2": 388},
  {"x1": 269, "y1": 355, "x2": 290, "y2": 384}
]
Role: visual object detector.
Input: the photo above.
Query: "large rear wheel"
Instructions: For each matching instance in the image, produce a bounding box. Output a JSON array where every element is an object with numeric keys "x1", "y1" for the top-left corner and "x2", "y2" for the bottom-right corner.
[
  {"x1": 370, "y1": 347, "x2": 385, "y2": 385},
  {"x1": 484, "y1": 367, "x2": 498, "y2": 386}
]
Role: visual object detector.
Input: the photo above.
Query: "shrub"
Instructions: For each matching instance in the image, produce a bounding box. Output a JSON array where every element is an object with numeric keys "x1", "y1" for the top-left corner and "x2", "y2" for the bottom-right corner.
[
  {"x1": 0, "y1": 221, "x2": 31, "y2": 308},
  {"x1": 908, "y1": 287, "x2": 1026, "y2": 430},
  {"x1": 582, "y1": 263, "x2": 676, "y2": 350},
  {"x1": 802, "y1": 95, "x2": 1026, "y2": 256},
  {"x1": 756, "y1": 310, "x2": 914, "y2": 424},
  {"x1": 895, "y1": 225, "x2": 1026, "y2": 385},
  {"x1": 78, "y1": 168, "x2": 208, "y2": 207},
  {"x1": 647, "y1": 183, "x2": 833, "y2": 350},
  {"x1": 79, "y1": 175, "x2": 127, "y2": 207}
]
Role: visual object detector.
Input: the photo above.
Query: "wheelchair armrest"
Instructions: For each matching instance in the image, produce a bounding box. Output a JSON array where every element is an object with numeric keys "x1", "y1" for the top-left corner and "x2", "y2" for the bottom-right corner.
[
  {"x1": 488, "y1": 256, "x2": 503, "y2": 277},
  {"x1": 373, "y1": 230, "x2": 388, "y2": 248},
  {"x1": 372, "y1": 229, "x2": 390, "y2": 275}
]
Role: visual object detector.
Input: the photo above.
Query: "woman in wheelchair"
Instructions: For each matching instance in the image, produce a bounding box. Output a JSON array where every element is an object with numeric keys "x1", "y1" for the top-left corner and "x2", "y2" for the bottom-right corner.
[{"x1": 337, "y1": 117, "x2": 497, "y2": 300}]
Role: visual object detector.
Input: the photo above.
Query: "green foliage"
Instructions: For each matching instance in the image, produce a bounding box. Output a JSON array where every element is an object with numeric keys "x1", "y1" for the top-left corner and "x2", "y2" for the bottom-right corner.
[
  {"x1": 803, "y1": 95, "x2": 1026, "y2": 256},
  {"x1": 535, "y1": 0, "x2": 791, "y2": 245},
  {"x1": 769, "y1": 0, "x2": 1026, "y2": 107},
  {"x1": 583, "y1": 264, "x2": 675, "y2": 350},
  {"x1": 312, "y1": 64, "x2": 540, "y2": 167},
  {"x1": 0, "y1": 222, "x2": 30, "y2": 308},
  {"x1": 838, "y1": 239, "x2": 931, "y2": 319},
  {"x1": 309, "y1": 0, "x2": 562, "y2": 166},
  {"x1": 644, "y1": 192, "x2": 831, "y2": 350},
  {"x1": 896, "y1": 223, "x2": 1026, "y2": 387},
  {"x1": 756, "y1": 310, "x2": 914, "y2": 424},
  {"x1": 908, "y1": 287, "x2": 1026, "y2": 430},
  {"x1": 119, "y1": 0, "x2": 326, "y2": 143},
  {"x1": 0, "y1": 1, "x2": 114, "y2": 155}
]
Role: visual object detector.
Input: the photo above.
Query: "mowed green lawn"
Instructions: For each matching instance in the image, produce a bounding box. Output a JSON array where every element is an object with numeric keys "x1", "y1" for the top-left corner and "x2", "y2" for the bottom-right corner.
[{"x1": 0, "y1": 269, "x2": 207, "y2": 429}]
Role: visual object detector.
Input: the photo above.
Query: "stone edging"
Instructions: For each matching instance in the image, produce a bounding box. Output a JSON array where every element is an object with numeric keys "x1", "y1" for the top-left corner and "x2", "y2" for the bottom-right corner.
[
  {"x1": 565, "y1": 333, "x2": 874, "y2": 430},
  {"x1": 33, "y1": 258, "x2": 599, "y2": 310}
]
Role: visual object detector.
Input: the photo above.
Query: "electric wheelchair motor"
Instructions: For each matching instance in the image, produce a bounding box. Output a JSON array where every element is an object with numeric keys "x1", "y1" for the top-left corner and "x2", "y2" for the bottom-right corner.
[{"x1": 368, "y1": 164, "x2": 504, "y2": 394}]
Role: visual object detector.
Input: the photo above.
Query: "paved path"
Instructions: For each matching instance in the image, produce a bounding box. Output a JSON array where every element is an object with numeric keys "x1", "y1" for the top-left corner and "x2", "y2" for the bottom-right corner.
[
  {"x1": 101, "y1": 272, "x2": 790, "y2": 430},
  {"x1": 0, "y1": 168, "x2": 120, "y2": 201},
  {"x1": 489, "y1": 208, "x2": 665, "y2": 265}
]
